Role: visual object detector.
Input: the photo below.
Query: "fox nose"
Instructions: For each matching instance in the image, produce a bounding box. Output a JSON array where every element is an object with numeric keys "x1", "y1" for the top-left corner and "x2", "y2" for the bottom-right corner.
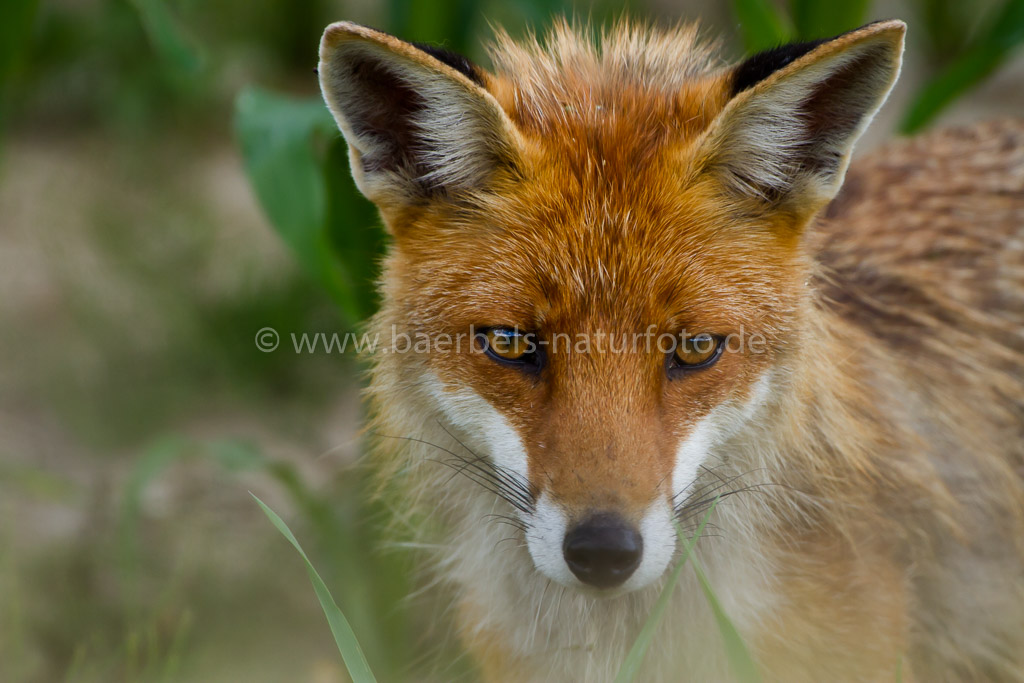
[{"x1": 562, "y1": 513, "x2": 643, "y2": 589}]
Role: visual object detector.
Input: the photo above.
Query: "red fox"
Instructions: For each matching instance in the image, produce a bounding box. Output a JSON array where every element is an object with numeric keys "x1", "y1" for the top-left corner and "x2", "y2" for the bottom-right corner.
[{"x1": 317, "y1": 17, "x2": 1024, "y2": 682}]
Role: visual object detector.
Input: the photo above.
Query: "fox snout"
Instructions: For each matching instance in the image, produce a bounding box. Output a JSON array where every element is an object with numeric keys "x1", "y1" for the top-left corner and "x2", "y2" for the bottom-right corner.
[
  {"x1": 563, "y1": 512, "x2": 644, "y2": 588},
  {"x1": 526, "y1": 489, "x2": 679, "y2": 594}
]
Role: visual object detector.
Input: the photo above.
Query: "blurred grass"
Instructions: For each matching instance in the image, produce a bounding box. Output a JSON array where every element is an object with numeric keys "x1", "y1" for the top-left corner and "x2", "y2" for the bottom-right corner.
[
  {"x1": 690, "y1": 553, "x2": 761, "y2": 683},
  {"x1": 129, "y1": 0, "x2": 205, "y2": 80},
  {"x1": 729, "y1": 0, "x2": 791, "y2": 51},
  {"x1": 614, "y1": 499, "x2": 720, "y2": 683},
  {"x1": 113, "y1": 433, "x2": 427, "y2": 682},
  {"x1": 900, "y1": 0, "x2": 1024, "y2": 132},
  {"x1": 254, "y1": 495, "x2": 378, "y2": 683},
  {"x1": 0, "y1": 0, "x2": 1020, "y2": 680},
  {"x1": 0, "y1": 0, "x2": 37, "y2": 136},
  {"x1": 790, "y1": 0, "x2": 872, "y2": 39}
]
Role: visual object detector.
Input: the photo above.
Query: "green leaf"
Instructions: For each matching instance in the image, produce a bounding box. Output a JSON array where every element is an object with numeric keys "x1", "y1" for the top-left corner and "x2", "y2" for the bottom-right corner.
[
  {"x1": 614, "y1": 498, "x2": 720, "y2": 683},
  {"x1": 128, "y1": 0, "x2": 204, "y2": 77},
  {"x1": 252, "y1": 494, "x2": 378, "y2": 683},
  {"x1": 690, "y1": 554, "x2": 762, "y2": 683},
  {"x1": 730, "y1": 0, "x2": 792, "y2": 52},
  {"x1": 322, "y1": 137, "x2": 385, "y2": 319},
  {"x1": 234, "y1": 87, "x2": 364, "y2": 322},
  {"x1": 790, "y1": 0, "x2": 872, "y2": 39},
  {"x1": 901, "y1": 0, "x2": 1024, "y2": 134}
]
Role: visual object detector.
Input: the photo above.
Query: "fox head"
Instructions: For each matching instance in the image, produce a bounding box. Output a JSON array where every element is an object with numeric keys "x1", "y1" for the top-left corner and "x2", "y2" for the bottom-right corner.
[{"x1": 319, "y1": 19, "x2": 904, "y2": 593}]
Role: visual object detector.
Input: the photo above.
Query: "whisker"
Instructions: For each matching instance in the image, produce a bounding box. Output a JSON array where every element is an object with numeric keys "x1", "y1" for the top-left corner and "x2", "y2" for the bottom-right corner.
[
  {"x1": 485, "y1": 513, "x2": 529, "y2": 532},
  {"x1": 373, "y1": 430, "x2": 536, "y2": 514},
  {"x1": 437, "y1": 422, "x2": 534, "y2": 503},
  {"x1": 670, "y1": 466, "x2": 779, "y2": 545},
  {"x1": 494, "y1": 535, "x2": 528, "y2": 553},
  {"x1": 674, "y1": 466, "x2": 770, "y2": 505},
  {"x1": 445, "y1": 453, "x2": 535, "y2": 510},
  {"x1": 672, "y1": 466, "x2": 768, "y2": 504},
  {"x1": 435, "y1": 459, "x2": 533, "y2": 514}
]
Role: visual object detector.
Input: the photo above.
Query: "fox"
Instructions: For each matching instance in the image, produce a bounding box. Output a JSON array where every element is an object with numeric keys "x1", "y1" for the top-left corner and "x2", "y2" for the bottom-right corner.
[{"x1": 316, "y1": 16, "x2": 1024, "y2": 682}]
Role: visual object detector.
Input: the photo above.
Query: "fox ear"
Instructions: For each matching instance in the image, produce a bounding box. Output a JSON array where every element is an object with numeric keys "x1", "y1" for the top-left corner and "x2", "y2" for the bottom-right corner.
[
  {"x1": 318, "y1": 22, "x2": 521, "y2": 208},
  {"x1": 696, "y1": 20, "x2": 905, "y2": 213}
]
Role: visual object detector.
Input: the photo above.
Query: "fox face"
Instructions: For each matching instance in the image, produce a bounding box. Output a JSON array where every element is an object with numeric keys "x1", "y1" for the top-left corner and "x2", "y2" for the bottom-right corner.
[{"x1": 319, "y1": 20, "x2": 904, "y2": 592}]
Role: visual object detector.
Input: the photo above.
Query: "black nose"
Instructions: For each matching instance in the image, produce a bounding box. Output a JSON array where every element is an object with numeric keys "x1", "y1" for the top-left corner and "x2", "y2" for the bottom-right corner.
[{"x1": 562, "y1": 513, "x2": 643, "y2": 589}]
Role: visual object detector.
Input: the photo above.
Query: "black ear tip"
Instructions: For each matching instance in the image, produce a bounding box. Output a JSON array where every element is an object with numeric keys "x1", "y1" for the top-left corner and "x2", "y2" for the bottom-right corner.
[
  {"x1": 731, "y1": 20, "x2": 906, "y2": 96},
  {"x1": 731, "y1": 38, "x2": 829, "y2": 95},
  {"x1": 411, "y1": 41, "x2": 485, "y2": 86}
]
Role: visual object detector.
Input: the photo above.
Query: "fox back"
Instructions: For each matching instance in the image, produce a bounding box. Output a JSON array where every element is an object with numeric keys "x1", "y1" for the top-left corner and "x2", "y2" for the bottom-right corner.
[{"x1": 318, "y1": 18, "x2": 1024, "y2": 682}]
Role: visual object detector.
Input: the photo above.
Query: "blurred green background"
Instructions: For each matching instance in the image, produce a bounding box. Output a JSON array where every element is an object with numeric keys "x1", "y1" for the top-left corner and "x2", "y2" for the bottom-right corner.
[{"x1": 0, "y1": 0, "x2": 1021, "y2": 681}]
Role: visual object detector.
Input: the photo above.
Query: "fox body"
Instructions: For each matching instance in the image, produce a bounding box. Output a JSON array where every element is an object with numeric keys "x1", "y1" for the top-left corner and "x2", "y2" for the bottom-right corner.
[{"x1": 318, "y1": 18, "x2": 1024, "y2": 682}]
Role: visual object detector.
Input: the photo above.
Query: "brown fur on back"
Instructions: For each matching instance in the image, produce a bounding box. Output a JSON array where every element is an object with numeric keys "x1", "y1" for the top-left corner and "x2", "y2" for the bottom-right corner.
[
  {"x1": 817, "y1": 120, "x2": 1024, "y2": 466},
  {"x1": 814, "y1": 119, "x2": 1024, "y2": 679}
]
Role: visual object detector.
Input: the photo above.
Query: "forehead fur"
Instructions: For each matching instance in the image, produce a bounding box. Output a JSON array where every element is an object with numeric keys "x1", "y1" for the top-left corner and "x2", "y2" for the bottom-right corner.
[
  {"x1": 486, "y1": 20, "x2": 730, "y2": 144},
  {"x1": 405, "y1": 183, "x2": 800, "y2": 338}
]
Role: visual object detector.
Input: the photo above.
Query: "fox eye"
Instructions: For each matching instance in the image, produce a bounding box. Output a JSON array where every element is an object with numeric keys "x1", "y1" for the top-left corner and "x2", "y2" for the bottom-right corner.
[
  {"x1": 478, "y1": 327, "x2": 542, "y2": 369},
  {"x1": 669, "y1": 333, "x2": 723, "y2": 373}
]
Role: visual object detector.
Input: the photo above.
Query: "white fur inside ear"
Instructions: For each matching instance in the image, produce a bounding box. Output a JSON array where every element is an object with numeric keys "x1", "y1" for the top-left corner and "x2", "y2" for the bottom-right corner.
[
  {"x1": 703, "y1": 34, "x2": 903, "y2": 205},
  {"x1": 319, "y1": 35, "x2": 517, "y2": 203}
]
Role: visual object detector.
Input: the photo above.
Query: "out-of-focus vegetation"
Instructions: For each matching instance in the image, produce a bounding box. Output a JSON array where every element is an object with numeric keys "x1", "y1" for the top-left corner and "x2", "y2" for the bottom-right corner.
[
  {"x1": 254, "y1": 495, "x2": 378, "y2": 683},
  {"x1": 901, "y1": 0, "x2": 1024, "y2": 131},
  {"x1": 613, "y1": 500, "x2": 727, "y2": 683},
  {"x1": 0, "y1": 1, "x2": 1021, "y2": 681}
]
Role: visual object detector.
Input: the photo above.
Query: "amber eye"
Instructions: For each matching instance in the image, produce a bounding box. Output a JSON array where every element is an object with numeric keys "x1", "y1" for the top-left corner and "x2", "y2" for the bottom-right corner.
[
  {"x1": 478, "y1": 327, "x2": 542, "y2": 368},
  {"x1": 671, "y1": 333, "x2": 722, "y2": 371}
]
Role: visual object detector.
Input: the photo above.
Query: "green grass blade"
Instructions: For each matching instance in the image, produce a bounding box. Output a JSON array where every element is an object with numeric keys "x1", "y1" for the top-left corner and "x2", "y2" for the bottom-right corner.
[
  {"x1": 614, "y1": 498, "x2": 720, "y2": 683},
  {"x1": 790, "y1": 0, "x2": 872, "y2": 39},
  {"x1": 730, "y1": 0, "x2": 792, "y2": 52},
  {"x1": 128, "y1": 0, "x2": 204, "y2": 77},
  {"x1": 900, "y1": 0, "x2": 1024, "y2": 134},
  {"x1": 913, "y1": 0, "x2": 975, "y2": 58},
  {"x1": 690, "y1": 554, "x2": 762, "y2": 683},
  {"x1": 252, "y1": 494, "x2": 378, "y2": 683}
]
